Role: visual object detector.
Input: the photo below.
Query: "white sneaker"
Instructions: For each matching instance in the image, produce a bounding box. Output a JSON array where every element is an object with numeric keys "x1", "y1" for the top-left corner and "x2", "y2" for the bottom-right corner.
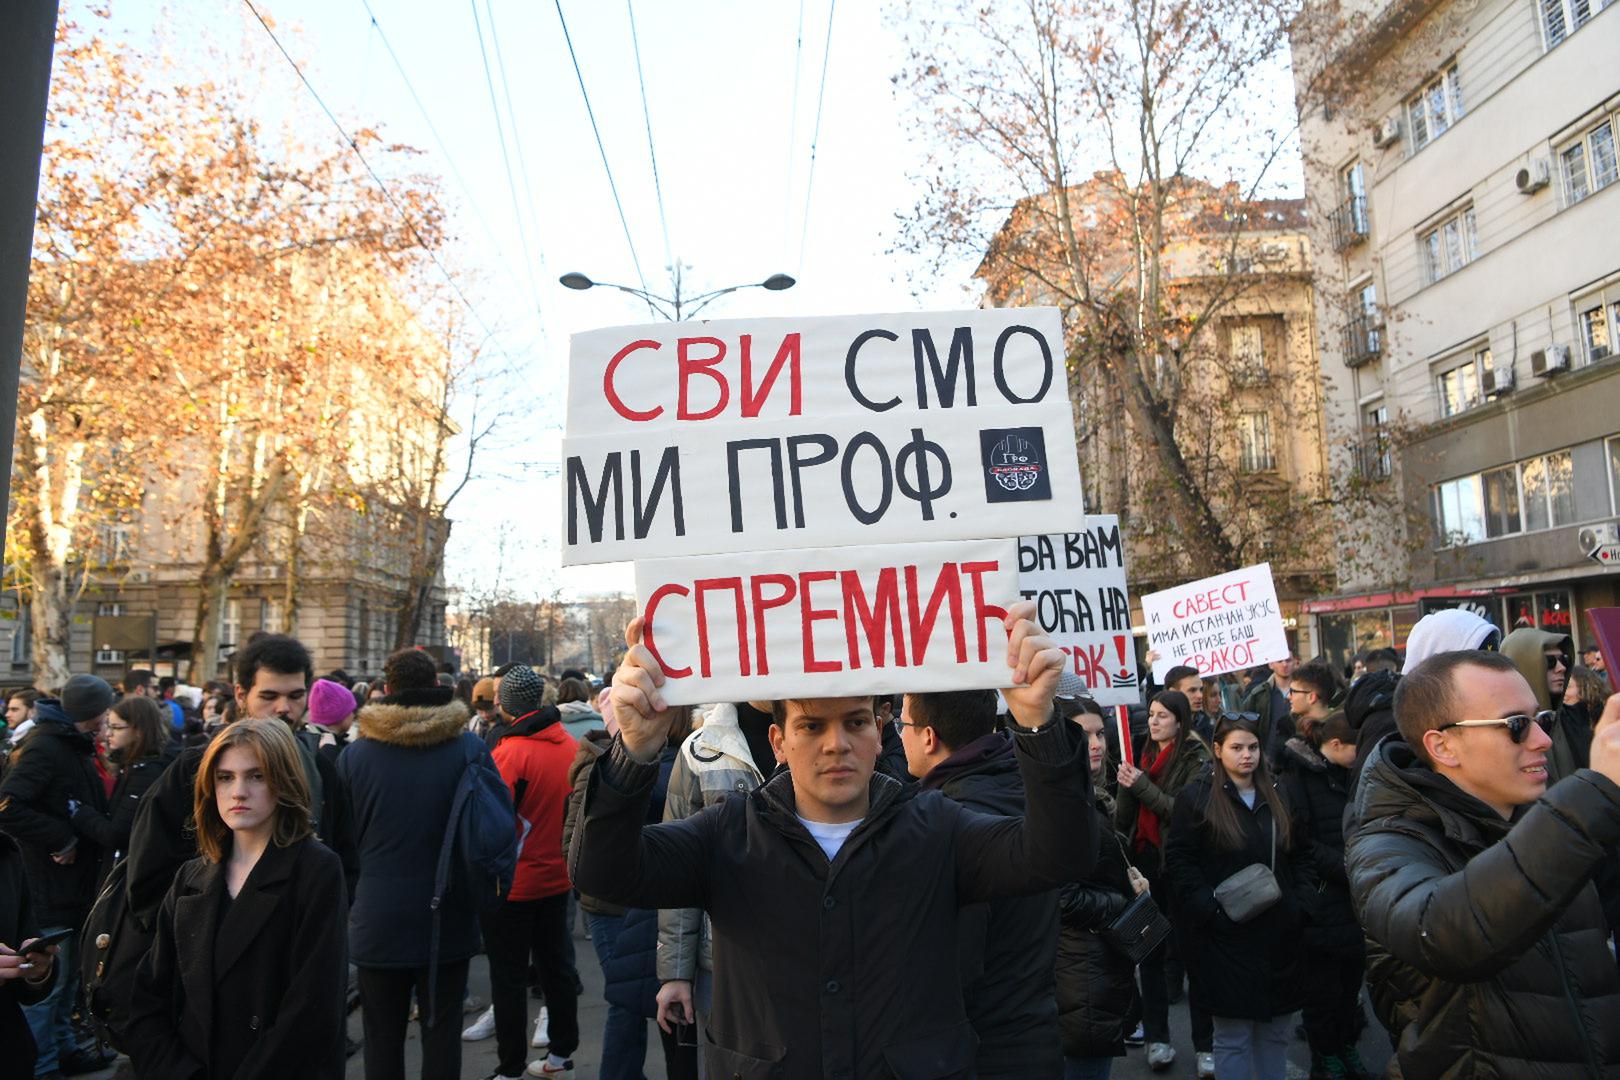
[
  {"x1": 526, "y1": 1055, "x2": 572, "y2": 1076},
  {"x1": 1146, "y1": 1042, "x2": 1176, "y2": 1071},
  {"x1": 462, "y1": 1004, "x2": 496, "y2": 1041},
  {"x1": 1197, "y1": 1050, "x2": 1215, "y2": 1078},
  {"x1": 530, "y1": 1005, "x2": 550, "y2": 1049}
]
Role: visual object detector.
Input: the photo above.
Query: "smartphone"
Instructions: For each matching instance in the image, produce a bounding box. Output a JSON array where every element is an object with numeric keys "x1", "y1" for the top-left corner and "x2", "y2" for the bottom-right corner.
[
  {"x1": 20, "y1": 927, "x2": 74, "y2": 956},
  {"x1": 676, "y1": 1022, "x2": 698, "y2": 1049}
]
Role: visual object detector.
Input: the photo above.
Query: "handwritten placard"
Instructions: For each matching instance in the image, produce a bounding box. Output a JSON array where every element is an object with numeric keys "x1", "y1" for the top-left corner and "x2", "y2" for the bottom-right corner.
[
  {"x1": 1140, "y1": 564, "x2": 1287, "y2": 681},
  {"x1": 1016, "y1": 517, "x2": 1139, "y2": 706}
]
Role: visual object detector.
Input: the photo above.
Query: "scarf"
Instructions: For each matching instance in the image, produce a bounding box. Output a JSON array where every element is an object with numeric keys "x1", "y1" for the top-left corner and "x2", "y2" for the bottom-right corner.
[{"x1": 1133, "y1": 738, "x2": 1176, "y2": 853}]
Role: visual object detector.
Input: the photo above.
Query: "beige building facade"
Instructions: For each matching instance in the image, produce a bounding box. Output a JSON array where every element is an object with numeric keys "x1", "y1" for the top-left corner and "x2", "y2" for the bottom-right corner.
[{"x1": 1294, "y1": 0, "x2": 1620, "y2": 668}]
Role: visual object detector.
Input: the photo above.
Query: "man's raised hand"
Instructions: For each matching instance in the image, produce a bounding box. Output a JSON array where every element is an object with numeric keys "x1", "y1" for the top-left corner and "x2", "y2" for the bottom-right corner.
[
  {"x1": 612, "y1": 616, "x2": 676, "y2": 763},
  {"x1": 1001, "y1": 600, "x2": 1065, "y2": 731}
]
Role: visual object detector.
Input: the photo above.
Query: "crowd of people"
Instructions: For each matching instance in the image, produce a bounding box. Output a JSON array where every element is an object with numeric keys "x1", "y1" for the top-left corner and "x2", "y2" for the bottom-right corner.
[{"x1": 0, "y1": 603, "x2": 1618, "y2": 1080}]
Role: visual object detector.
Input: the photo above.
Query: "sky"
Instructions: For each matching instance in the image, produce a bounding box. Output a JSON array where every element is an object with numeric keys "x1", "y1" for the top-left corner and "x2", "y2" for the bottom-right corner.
[{"x1": 92, "y1": 0, "x2": 981, "y2": 603}]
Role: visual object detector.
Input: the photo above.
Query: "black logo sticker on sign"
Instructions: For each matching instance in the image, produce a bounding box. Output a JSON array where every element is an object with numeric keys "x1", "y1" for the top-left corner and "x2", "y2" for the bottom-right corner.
[{"x1": 980, "y1": 427, "x2": 1051, "y2": 503}]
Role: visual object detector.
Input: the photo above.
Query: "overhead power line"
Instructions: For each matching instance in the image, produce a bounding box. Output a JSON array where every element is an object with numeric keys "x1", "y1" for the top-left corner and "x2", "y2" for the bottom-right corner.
[
  {"x1": 242, "y1": 0, "x2": 509, "y2": 352},
  {"x1": 484, "y1": 0, "x2": 548, "y2": 279},
  {"x1": 626, "y1": 0, "x2": 672, "y2": 266},
  {"x1": 470, "y1": 0, "x2": 545, "y2": 319},
  {"x1": 782, "y1": 0, "x2": 806, "y2": 262},
  {"x1": 797, "y1": 0, "x2": 838, "y2": 269},
  {"x1": 553, "y1": 0, "x2": 651, "y2": 297}
]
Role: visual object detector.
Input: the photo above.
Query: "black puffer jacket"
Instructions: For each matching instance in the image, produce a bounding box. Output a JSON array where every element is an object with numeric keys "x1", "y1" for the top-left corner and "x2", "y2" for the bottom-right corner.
[
  {"x1": 925, "y1": 732, "x2": 1060, "y2": 1080},
  {"x1": 1055, "y1": 795, "x2": 1137, "y2": 1060},
  {"x1": 0, "y1": 706, "x2": 109, "y2": 926},
  {"x1": 1346, "y1": 738, "x2": 1620, "y2": 1078},
  {"x1": 1276, "y1": 737, "x2": 1360, "y2": 954},
  {"x1": 1164, "y1": 770, "x2": 1310, "y2": 1021},
  {"x1": 1346, "y1": 669, "x2": 1398, "y2": 795}
]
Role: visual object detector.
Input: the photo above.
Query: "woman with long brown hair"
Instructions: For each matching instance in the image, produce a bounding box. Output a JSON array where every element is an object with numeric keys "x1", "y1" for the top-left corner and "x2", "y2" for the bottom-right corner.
[
  {"x1": 1165, "y1": 714, "x2": 1309, "y2": 1080},
  {"x1": 69, "y1": 695, "x2": 174, "y2": 861},
  {"x1": 126, "y1": 717, "x2": 348, "y2": 1080}
]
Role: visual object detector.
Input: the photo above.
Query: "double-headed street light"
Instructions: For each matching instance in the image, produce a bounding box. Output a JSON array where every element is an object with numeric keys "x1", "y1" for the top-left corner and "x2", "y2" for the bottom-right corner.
[{"x1": 559, "y1": 262, "x2": 795, "y2": 321}]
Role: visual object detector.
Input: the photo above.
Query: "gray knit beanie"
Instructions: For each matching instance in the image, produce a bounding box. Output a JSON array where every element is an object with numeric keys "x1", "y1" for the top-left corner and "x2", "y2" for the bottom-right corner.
[{"x1": 498, "y1": 665, "x2": 545, "y2": 718}]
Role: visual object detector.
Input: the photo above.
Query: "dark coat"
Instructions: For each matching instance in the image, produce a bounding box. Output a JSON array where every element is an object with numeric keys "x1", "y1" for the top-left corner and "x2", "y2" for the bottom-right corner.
[
  {"x1": 570, "y1": 727, "x2": 1097, "y2": 1080},
  {"x1": 1, "y1": 832, "x2": 55, "y2": 1076},
  {"x1": 1346, "y1": 670, "x2": 1398, "y2": 794},
  {"x1": 0, "y1": 706, "x2": 109, "y2": 927},
  {"x1": 926, "y1": 732, "x2": 1060, "y2": 1080},
  {"x1": 1163, "y1": 770, "x2": 1310, "y2": 1021},
  {"x1": 1345, "y1": 738, "x2": 1620, "y2": 1079},
  {"x1": 71, "y1": 740, "x2": 180, "y2": 864},
  {"x1": 126, "y1": 734, "x2": 357, "y2": 934},
  {"x1": 125, "y1": 837, "x2": 348, "y2": 1080},
  {"x1": 1276, "y1": 737, "x2": 1361, "y2": 954},
  {"x1": 337, "y1": 687, "x2": 483, "y2": 968},
  {"x1": 1055, "y1": 797, "x2": 1137, "y2": 1060}
]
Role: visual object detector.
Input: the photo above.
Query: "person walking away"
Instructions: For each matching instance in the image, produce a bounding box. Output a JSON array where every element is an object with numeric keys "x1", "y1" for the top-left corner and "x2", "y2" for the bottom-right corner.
[
  {"x1": 901, "y1": 689, "x2": 1062, "y2": 1079},
  {"x1": 1, "y1": 830, "x2": 59, "y2": 1077},
  {"x1": 476, "y1": 667, "x2": 581, "y2": 1079},
  {"x1": 125, "y1": 718, "x2": 347, "y2": 1079},
  {"x1": 1165, "y1": 715, "x2": 1309, "y2": 1080},
  {"x1": 561, "y1": 709, "x2": 698, "y2": 1080},
  {"x1": 339, "y1": 647, "x2": 487, "y2": 1080},
  {"x1": 305, "y1": 678, "x2": 358, "y2": 769},
  {"x1": 569, "y1": 601, "x2": 1098, "y2": 1080},
  {"x1": 554, "y1": 678, "x2": 604, "y2": 741},
  {"x1": 653, "y1": 700, "x2": 774, "y2": 1048},
  {"x1": 69, "y1": 695, "x2": 176, "y2": 863},
  {"x1": 1113, "y1": 690, "x2": 1213, "y2": 1075},
  {"x1": 1277, "y1": 711, "x2": 1371, "y2": 1080},
  {"x1": 0, "y1": 674, "x2": 116, "y2": 1078},
  {"x1": 1346, "y1": 650, "x2": 1620, "y2": 1075},
  {"x1": 1056, "y1": 697, "x2": 1141, "y2": 1080}
]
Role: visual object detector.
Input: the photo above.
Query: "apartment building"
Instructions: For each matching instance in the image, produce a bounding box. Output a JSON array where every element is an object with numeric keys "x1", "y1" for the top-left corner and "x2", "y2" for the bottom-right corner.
[{"x1": 1293, "y1": 0, "x2": 1620, "y2": 668}]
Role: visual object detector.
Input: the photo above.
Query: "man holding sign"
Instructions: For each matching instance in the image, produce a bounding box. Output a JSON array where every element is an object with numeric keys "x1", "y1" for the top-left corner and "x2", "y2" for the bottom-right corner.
[{"x1": 569, "y1": 601, "x2": 1096, "y2": 1080}]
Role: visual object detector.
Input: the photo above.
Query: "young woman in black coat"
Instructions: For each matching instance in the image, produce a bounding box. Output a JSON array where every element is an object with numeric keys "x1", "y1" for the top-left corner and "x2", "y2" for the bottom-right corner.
[
  {"x1": 70, "y1": 695, "x2": 173, "y2": 862},
  {"x1": 127, "y1": 717, "x2": 348, "y2": 1080},
  {"x1": 1165, "y1": 714, "x2": 1311, "y2": 1080},
  {"x1": 1055, "y1": 698, "x2": 1141, "y2": 1080}
]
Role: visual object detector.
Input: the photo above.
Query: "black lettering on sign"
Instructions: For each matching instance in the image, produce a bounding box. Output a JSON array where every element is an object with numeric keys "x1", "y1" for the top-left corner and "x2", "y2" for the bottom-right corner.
[
  {"x1": 992, "y1": 324, "x2": 1054, "y2": 404},
  {"x1": 845, "y1": 329, "x2": 902, "y2": 412},
  {"x1": 568, "y1": 449, "x2": 686, "y2": 545},
  {"x1": 912, "y1": 327, "x2": 976, "y2": 409},
  {"x1": 727, "y1": 439, "x2": 787, "y2": 533}
]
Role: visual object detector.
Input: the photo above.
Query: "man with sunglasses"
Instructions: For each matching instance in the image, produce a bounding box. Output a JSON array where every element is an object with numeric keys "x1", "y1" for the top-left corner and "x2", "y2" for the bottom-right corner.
[{"x1": 1346, "y1": 649, "x2": 1620, "y2": 1077}]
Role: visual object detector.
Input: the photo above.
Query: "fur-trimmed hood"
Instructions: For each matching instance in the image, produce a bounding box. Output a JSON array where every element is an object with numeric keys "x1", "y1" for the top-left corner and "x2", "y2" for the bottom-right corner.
[{"x1": 356, "y1": 693, "x2": 469, "y2": 748}]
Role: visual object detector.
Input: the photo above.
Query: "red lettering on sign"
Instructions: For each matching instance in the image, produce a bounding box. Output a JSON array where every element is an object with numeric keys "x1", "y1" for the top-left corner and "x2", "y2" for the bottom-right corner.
[
  {"x1": 1171, "y1": 580, "x2": 1252, "y2": 620},
  {"x1": 798, "y1": 570, "x2": 842, "y2": 673},
  {"x1": 643, "y1": 583, "x2": 692, "y2": 678},
  {"x1": 959, "y1": 560, "x2": 1006, "y2": 662},
  {"x1": 749, "y1": 573, "x2": 797, "y2": 675},
  {"x1": 740, "y1": 333, "x2": 802, "y2": 418},
  {"x1": 694, "y1": 578, "x2": 746, "y2": 678},
  {"x1": 840, "y1": 567, "x2": 905, "y2": 669},
  {"x1": 603, "y1": 339, "x2": 663, "y2": 422},
  {"x1": 677, "y1": 337, "x2": 730, "y2": 421},
  {"x1": 905, "y1": 563, "x2": 966, "y2": 666}
]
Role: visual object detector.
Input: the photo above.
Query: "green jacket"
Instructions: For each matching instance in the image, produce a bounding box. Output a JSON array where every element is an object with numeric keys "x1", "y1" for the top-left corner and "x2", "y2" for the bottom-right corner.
[{"x1": 1114, "y1": 732, "x2": 1211, "y2": 866}]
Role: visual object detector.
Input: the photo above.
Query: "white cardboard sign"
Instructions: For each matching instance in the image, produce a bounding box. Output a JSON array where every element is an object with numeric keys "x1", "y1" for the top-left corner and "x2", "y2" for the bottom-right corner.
[
  {"x1": 1017, "y1": 517, "x2": 1139, "y2": 706},
  {"x1": 562, "y1": 309, "x2": 1083, "y2": 564},
  {"x1": 634, "y1": 538, "x2": 1021, "y2": 706},
  {"x1": 1140, "y1": 563, "x2": 1288, "y2": 682}
]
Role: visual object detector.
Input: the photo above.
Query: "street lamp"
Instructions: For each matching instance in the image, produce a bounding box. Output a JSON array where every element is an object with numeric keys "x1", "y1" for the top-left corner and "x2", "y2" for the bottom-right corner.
[{"x1": 559, "y1": 262, "x2": 796, "y2": 321}]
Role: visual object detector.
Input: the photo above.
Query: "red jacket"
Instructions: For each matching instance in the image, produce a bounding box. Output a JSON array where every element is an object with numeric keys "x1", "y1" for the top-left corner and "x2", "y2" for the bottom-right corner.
[{"x1": 491, "y1": 711, "x2": 579, "y2": 901}]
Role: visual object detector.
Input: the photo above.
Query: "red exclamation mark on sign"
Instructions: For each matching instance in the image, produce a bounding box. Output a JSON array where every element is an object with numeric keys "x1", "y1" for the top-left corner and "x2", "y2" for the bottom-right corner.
[{"x1": 1114, "y1": 635, "x2": 1130, "y2": 684}]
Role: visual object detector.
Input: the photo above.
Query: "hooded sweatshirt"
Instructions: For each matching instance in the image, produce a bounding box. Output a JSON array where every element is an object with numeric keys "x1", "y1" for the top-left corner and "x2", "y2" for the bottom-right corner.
[
  {"x1": 1402, "y1": 609, "x2": 1499, "y2": 673},
  {"x1": 1501, "y1": 627, "x2": 1578, "y2": 781}
]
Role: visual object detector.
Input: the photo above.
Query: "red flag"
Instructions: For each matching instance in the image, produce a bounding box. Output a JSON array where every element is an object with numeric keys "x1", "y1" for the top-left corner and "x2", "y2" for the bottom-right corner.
[{"x1": 1116, "y1": 705, "x2": 1134, "y2": 767}]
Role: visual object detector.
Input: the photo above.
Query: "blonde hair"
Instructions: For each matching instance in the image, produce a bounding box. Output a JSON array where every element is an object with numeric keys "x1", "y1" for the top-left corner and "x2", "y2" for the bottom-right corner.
[{"x1": 193, "y1": 717, "x2": 312, "y2": 863}]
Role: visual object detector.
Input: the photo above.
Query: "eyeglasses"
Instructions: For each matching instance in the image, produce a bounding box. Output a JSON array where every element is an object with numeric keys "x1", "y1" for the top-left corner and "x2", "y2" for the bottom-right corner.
[
  {"x1": 105, "y1": 722, "x2": 130, "y2": 732},
  {"x1": 1286, "y1": 687, "x2": 1312, "y2": 697},
  {"x1": 1436, "y1": 710, "x2": 1557, "y2": 743},
  {"x1": 1545, "y1": 653, "x2": 1571, "y2": 671}
]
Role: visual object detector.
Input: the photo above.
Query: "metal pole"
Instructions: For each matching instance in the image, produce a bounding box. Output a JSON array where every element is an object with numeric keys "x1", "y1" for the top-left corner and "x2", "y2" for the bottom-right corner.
[{"x1": 0, "y1": 3, "x2": 60, "y2": 556}]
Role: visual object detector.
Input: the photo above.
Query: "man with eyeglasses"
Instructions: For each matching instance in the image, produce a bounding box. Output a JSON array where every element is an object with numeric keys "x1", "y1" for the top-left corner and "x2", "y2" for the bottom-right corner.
[{"x1": 1346, "y1": 649, "x2": 1620, "y2": 1076}]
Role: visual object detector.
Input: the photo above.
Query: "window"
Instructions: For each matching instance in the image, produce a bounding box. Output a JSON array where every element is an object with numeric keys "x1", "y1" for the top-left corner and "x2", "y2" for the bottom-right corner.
[
  {"x1": 1574, "y1": 285, "x2": 1620, "y2": 365},
  {"x1": 95, "y1": 649, "x2": 125, "y2": 665},
  {"x1": 1608, "y1": 436, "x2": 1620, "y2": 512},
  {"x1": 1239, "y1": 412, "x2": 1275, "y2": 472},
  {"x1": 263, "y1": 599, "x2": 285, "y2": 635},
  {"x1": 222, "y1": 599, "x2": 241, "y2": 649},
  {"x1": 1482, "y1": 465, "x2": 1521, "y2": 537},
  {"x1": 1521, "y1": 450, "x2": 1576, "y2": 531},
  {"x1": 1230, "y1": 324, "x2": 1265, "y2": 374},
  {"x1": 1408, "y1": 64, "x2": 1465, "y2": 151},
  {"x1": 1437, "y1": 347, "x2": 1491, "y2": 416},
  {"x1": 1361, "y1": 403, "x2": 1392, "y2": 478},
  {"x1": 1561, "y1": 117, "x2": 1618, "y2": 206},
  {"x1": 1542, "y1": 0, "x2": 1613, "y2": 48},
  {"x1": 1420, "y1": 207, "x2": 1477, "y2": 284},
  {"x1": 9, "y1": 606, "x2": 31, "y2": 667},
  {"x1": 1333, "y1": 163, "x2": 1369, "y2": 249},
  {"x1": 96, "y1": 602, "x2": 125, "y2": 617},
  {"x1": 1435, "y1": 474, "x2": 1485, "y2": 545}
]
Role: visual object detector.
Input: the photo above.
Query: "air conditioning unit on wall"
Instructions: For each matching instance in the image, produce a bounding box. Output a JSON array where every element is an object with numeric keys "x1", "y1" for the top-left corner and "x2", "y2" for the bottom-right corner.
[
  {"x1": 1579, "y1": 522, "x2": 1620, "y2": 553},
  {"x1": 1482, "y1": 364, "x2": 1514, "y2": 396},
  {"x1": 1530, "y1": 343, "x2": 1570, "y2": 378},
  {"x1": 1372, "y1": 114, "x2": 1402, "y2": 148},
  {"x1": 1515, "y1": 158, "x2": 1551, "y2": 194}
]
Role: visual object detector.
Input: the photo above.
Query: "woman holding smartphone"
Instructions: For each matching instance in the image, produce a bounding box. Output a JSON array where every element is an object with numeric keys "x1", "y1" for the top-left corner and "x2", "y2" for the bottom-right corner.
[
  {"x1": 2, "y1": 830, "x2": 58, "y2": 1076},
  {"x1": 127, "y1": 717, "x2": 348, "y2": 1080}
]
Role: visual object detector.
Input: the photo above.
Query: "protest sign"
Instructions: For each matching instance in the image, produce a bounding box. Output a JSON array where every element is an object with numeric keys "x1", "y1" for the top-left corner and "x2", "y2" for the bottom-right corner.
[
  {"x1": 1140, "y1": 563, "x2": 1288, "y2": 682},
  {"x1": 635, "y1": 538, "x2": 1021, "y2": 705},
  {"x1": 1016, "y1": 517, "x2": 1139, "y2": 705},
  {"x1": 562, "y1": 309, "x2": 1084, "y2": 564}
]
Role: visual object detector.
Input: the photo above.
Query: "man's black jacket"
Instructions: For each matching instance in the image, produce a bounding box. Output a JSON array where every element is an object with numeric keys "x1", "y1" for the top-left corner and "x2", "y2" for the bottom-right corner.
[
  {"x1": 569, "y1": 723, "x2": 1096, "y2": 1080},
  {"x1": 0, "y1": 708, "x2": 109, "y2": 927},
  {"x1": 924, "y1": 732, "x2": 1060, "y2": 1080}
]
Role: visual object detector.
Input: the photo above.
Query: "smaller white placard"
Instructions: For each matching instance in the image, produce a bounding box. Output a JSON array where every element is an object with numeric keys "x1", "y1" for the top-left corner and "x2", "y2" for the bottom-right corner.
[
  {"x1": 1140, "y1": 563, "x2": 1288, "y2": 682},
  {"x1": 1016, "y1": 517, "x2": 1139, "y2": 706}
]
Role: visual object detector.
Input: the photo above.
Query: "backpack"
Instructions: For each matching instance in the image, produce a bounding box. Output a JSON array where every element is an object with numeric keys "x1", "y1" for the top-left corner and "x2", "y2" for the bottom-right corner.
[
  {"x1": 425, "y1": 732, "x2": 517, "y2": 1024},
  {"x1": 293, "y1": 727, "x2": 326, "y2": 831},
  {"x1": 79, "y1": 856, "x2": 150, "y2": 1050}
]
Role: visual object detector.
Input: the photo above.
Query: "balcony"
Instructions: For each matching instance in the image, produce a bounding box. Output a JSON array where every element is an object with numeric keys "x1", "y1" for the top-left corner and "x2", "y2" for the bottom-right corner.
[
  {"x1": 1342, "y1": 313, "x2": 1383, "y2": 367},
  {"x1": 1353, "y1": 436, "x2": 1393, "y2": 480},
  {"x1": 1330, "y1": 195, "x2": 1369, "y2": 252}
]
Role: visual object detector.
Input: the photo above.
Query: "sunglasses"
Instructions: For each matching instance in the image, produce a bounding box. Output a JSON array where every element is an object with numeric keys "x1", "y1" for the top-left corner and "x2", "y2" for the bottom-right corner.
[
  {"x1": 1436, "y1": 710, "x2": 1557, "y2": 743},
  {"x1": 1545, "y1": 653, "x2": 1571, "y2": 671}
]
